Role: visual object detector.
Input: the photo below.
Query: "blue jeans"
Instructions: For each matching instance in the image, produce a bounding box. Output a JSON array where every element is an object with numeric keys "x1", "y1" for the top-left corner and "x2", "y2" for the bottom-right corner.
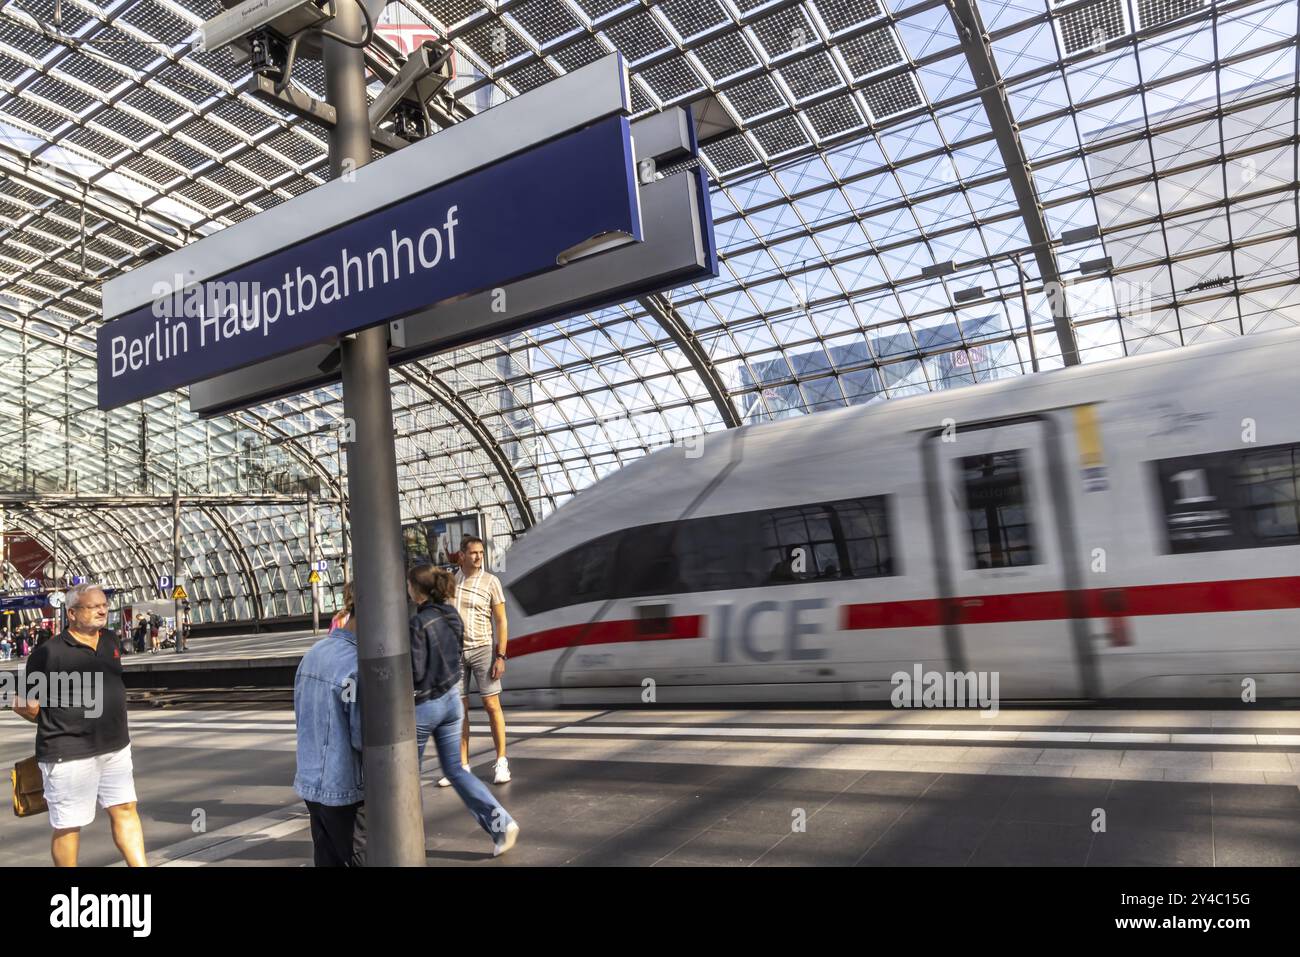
[{"x1": 415, "y1": 687, "x2": 514, "y2": 839}]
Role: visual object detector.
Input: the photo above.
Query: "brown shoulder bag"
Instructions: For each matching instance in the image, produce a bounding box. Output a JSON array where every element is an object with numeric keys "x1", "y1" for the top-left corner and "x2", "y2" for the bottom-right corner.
[{"x1": 11, "y1": 756, "x2": 46, "y2": 817}]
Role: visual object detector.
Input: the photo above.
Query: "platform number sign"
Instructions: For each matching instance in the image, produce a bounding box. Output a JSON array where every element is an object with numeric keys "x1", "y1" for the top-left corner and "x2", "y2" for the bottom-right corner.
[
  {"x1": 23, "y1": 579, "x2": 38, "y2": 590},
  {"x1": 72, "y1": 576, "x2": 87, "y2": 585}
]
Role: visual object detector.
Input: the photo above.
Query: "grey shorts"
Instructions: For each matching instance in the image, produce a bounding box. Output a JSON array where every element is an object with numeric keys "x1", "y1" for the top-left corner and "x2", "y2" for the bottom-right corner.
[{"x1": 461, "y1": 644, "x2": 501, "y2": 698}]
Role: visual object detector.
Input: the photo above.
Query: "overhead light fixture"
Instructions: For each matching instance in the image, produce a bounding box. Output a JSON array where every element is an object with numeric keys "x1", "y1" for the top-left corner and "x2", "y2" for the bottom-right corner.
[
  {"x1": 1079, "y1": 256, "x2": 1113, "y2": 275},
  {"x1": 954, "y1": 286, "x2": 984, "y2": 304},
  {"x1": 920, "y1": 260, "x2": 956, "y2": 280},
  {"x1": 1061, "y1": 224, "x2": 1100, "y2": 245}
]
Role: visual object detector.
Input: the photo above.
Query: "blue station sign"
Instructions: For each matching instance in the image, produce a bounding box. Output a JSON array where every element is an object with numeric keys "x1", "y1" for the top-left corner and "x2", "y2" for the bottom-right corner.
[{"x1": 97, "y1": 115, "x2": 641, "y2": 410}]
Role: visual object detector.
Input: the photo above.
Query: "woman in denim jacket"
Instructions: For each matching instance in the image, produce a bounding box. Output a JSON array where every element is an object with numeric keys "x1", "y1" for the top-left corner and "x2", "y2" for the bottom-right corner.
[
  {"x1": 293, "y1": 583, "x2": 365, "y2": 866},
  {"x1": 408, "y1": 563, "x2": 520, "y2": 857}
]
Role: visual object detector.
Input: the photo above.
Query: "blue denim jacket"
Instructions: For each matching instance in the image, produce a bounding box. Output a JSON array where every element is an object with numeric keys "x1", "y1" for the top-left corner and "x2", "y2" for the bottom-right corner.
[{"x1": 293, "y1": 628, "x2": 364, "y2": 805}]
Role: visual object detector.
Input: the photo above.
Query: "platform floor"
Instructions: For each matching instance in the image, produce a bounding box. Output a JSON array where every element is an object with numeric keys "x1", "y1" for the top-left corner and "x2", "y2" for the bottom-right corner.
[
  {"x1": 0, "y1": 629, "x2": 317, "y2": 672},
  {"x1": 2, "y1": 706, "x2": 1299, "y2": 867}
]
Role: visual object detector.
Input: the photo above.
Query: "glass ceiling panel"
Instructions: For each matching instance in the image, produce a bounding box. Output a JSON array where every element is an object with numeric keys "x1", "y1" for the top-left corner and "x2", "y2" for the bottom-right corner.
[{"x1": 0, "y1": 0, "x2": 1292, "y2": 621}]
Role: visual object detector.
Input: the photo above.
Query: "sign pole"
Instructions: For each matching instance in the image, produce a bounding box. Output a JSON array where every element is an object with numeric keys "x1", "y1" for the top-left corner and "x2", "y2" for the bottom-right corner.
[
  {"x1": 324, "y1": 0, "x2": 426, "y2": 867},
  {"x1": 172, "y1": 490, "x2": 182, "y2": 653},
  {"x1": 307, "y1": 491, "x2": 319, "y2": 635}
]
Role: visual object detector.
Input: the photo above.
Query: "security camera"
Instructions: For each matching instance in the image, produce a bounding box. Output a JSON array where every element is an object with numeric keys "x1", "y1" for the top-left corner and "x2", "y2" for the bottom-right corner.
[{"x1": 191, "y1": 0, "x2": 330, "y2": 55}]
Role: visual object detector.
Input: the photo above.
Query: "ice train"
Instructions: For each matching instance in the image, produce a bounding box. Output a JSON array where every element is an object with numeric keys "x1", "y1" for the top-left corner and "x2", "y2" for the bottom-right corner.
[{"x1": 495, "y1": 326, "x2": 1300, "y2": 705}]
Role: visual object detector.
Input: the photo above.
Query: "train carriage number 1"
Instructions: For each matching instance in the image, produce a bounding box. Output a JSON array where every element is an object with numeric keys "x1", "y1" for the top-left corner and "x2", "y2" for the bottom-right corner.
[{"x1": 1170, "y1": 468, "x2": 1214, "y2": 504}]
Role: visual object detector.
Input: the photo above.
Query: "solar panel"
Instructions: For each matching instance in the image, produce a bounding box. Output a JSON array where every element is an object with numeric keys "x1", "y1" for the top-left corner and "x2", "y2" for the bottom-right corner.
[
  {"x1": 723, "y1": 72, "x2": 787, "y2": 119},
  {"x1": 778, "y1": 50, "x2": 843, "y2": 101},
  {"x1": 703, "y1": 132, "x2": 760, "y2": 173},
  {"x1": 1057, "y1": 0, "x2": 1128, "y2": 56},
  {"x1": 1136, "y1": 0, "x2": 1206, "y2": 27},
  {"x1": 508, "y1": 0, "x2": 582, "y2": 45},
  {"x1": 861, "y1": 71, "x2": 922, "y2": 120},
  {"x1": 655, "y1": 0, "x2": 729, "y2": 40},
  {"x1": 837, "y1": 27, "x2": 904, "y2": 80},
  {"x1": 751, "y1": 114, "x2": 810, "y2": 158},
  {"x1": 603, "y1": 11, "x2": 671, "y2": 63},
  {"x1": 803, "y1": 93, "x2": 866, "y2": 139},
  {"x1": 811, "y1": 0, "x2": 884, "y2": 35},
  {"x1": 638, "y1": 56, "x2": 704, "y2": 103}
]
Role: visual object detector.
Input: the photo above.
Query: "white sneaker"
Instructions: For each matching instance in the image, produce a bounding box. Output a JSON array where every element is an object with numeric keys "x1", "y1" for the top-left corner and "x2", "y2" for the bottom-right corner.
[
  {"x1": 438, "y1": 764, "x2": 470, "y2": 787},
  {"x1": 493, "y1": 756, "x2": 511, "y2": 784},
  {"x1": 493, "y1": 821, "x2": 520, "y2": 857}
]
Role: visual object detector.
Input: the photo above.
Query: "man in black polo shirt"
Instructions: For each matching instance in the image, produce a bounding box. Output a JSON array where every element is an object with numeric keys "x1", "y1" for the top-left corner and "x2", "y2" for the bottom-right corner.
[{"x1": 12, "y1": 583, "x2": 146, "y2": 867}]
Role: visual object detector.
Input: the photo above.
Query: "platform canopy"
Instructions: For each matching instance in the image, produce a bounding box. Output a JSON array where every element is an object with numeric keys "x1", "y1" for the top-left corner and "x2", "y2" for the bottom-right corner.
[{"x1": 0, "y1": 0, "x2": 1294, "y2": 622}]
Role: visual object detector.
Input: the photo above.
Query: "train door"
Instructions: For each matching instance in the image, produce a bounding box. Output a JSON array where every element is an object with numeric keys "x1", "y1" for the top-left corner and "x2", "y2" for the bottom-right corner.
[{"x1": 922, "y1": 416, "x2": 1096, "y2": 699}]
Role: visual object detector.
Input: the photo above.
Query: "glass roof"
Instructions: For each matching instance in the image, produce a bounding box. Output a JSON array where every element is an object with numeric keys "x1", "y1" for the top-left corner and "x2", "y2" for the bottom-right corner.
[{"x1": 0, "y1": 0, "x2": 1296, "y2": 621}]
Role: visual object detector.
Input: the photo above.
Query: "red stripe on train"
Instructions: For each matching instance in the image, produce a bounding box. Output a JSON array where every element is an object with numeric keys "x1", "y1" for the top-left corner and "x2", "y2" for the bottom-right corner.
[
  {"x1": 841, "y1": 575, "x2": 1300, "y2": 630},
  {"x1": 509, "y1": 614, "x2": 705, "y2": 657},
  {"x1": 506, "y1": 577, "x2": 1300, "y2": 656}
]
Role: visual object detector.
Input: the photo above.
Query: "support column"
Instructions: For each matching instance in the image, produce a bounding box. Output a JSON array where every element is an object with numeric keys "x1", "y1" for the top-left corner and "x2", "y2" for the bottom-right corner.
[
  {"x1": 307, "y1": 491, "x2": 319, "y2": 635},
  {"x1": 172, "y1": 490, "x2": 183, "y2": 653},
  {"x1": 325, "y1": 0, "x2": 426, "y2": 867},
  {"x1": 52, "y1": 525, "x2": 62, "y2": 632},
  {"x1": 338, "y1": 440, "x2": 350, "y2": 590},
  {"x1": 0, "y1": 508, "x2": 7, "y2": 644}
]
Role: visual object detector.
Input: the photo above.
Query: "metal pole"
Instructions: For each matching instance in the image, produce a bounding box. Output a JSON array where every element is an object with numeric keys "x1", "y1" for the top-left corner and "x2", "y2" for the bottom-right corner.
[
  {"x1": 1012, "y1": 254, "x2": 1040, "y2": 374},
  {"x1": 172, "y1": 490, "x2": 182, "y2": 653},
  {"x1": 307, "y1": 491, "x2": 320, "y2": 635},
  {"x1": 324, "y1": 0, "x2": 425, "y2": 867},
  {"x1": 52, "y1": 525, "x2": 62, "y2": 633},
  {"x1": 0, "y1": 508, "x2": 6, "y2": 645},
  {"x1": 338, "y1": 440, "x2": 350, "y2": 589}
]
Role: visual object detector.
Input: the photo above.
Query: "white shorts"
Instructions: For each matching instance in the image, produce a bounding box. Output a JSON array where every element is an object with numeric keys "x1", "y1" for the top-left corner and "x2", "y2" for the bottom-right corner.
[{"x1": 38, "y1": 745, "x2": 137, "y2": 830}]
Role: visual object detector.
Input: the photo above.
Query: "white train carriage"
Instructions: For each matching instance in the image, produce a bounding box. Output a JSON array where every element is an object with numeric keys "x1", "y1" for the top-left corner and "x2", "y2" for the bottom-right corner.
[{"x1": 497, "y1": 326, "x2": 1300, "y2": 706}]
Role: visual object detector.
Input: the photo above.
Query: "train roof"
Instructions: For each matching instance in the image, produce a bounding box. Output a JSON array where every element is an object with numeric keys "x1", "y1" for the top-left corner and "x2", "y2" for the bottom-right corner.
[{"x1": 504, "y1": 324, "x2": 1300, "y2": 576}]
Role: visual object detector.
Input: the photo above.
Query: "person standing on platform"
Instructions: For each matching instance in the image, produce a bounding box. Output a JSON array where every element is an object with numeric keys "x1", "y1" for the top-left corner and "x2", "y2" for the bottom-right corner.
[
  {"x1": 11, "y1": 584, "x2": 146, "y2": 867},
  {"x1": 293, "y1": 583, "x2": 366, "y2": 867},
  {"x1": 450, "y1": 536, "x2": 511, "y2": 786},
  {"x1": 408, "y1": 564, "x2": 519, "y2": 856}
]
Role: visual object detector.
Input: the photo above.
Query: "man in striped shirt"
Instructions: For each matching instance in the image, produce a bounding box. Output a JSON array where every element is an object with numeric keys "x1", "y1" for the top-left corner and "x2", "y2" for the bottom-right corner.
[{"x1": 446, "y1": 536, "x2": 512, "y2": 786}]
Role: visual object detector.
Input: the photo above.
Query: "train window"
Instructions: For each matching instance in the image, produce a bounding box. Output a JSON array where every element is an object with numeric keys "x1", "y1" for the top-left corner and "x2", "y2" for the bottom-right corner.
[
  {"x1": 960, "y1": 451, "x2": 1038, "y2": 569},
  {"x1": 509, "y1": 530, "x2": 620, "y2": 614},
  {"x1": 675, "y1": 514, "x2": 768, "y2": 591},
  {"x1": 508, "y1": 494, "x2": 898, "y2": 615},
  {"x1": 1237, "y1": 446, "x2": 1300, "y2": 545},
  {"x1": 615, "y1": 524, "x2": 682, "y2": 597},
  {"x1": 834, "y1": 499, "x2": 893, "y2": 578},
  {"x1": 1154, "y1": 442, "x2": 1300, "y2": 552},
  {"x1": 571, "y1": 532, "x2": 621, "y2": 602}
]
